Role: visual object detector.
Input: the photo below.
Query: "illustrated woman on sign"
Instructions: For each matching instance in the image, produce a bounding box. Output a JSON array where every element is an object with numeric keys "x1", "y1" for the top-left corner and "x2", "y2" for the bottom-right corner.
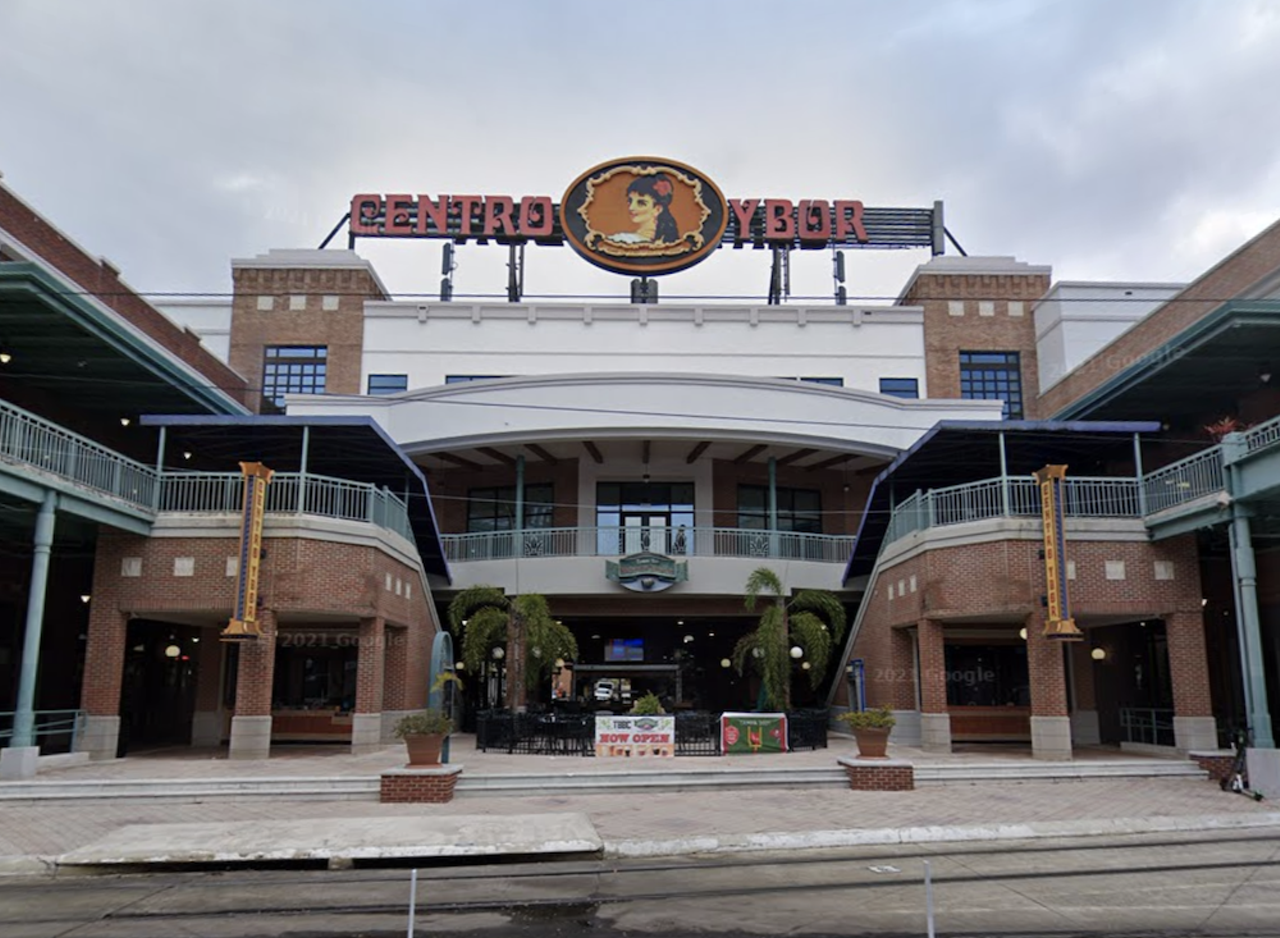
[{"x1": 609, "y1": 173, "x2": 680, "y2": 245}]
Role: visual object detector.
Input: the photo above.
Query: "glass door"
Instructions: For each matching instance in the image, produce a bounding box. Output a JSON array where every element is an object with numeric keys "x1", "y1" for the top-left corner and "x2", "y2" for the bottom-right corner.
[{"x1": 622, "y1": 512, "x2": 670, "y2": 554}]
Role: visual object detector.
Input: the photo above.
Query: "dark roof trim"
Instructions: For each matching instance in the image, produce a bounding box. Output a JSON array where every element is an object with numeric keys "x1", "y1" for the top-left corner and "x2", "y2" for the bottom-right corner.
[{"x1": 1051, "y1": 299, "x2": 1280, "y2": 420}]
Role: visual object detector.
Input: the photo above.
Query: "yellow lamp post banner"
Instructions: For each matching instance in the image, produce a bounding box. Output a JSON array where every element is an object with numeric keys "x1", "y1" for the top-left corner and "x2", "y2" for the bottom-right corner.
[
  {"x1": 222, "y1": 461, "x2": 274, "y2": 642},
  {"x1": 1034, "y1": 465, "x2": 1082, "y2": 641}
]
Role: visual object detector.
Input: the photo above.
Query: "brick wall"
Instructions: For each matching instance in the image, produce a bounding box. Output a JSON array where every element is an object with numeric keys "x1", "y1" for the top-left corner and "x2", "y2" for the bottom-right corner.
[
  {"x1": 838, "y1": 759, "x2": 914, "y2": 791},
  {"x1": 902, "y1": 269, "x2": 1051, "y2": 417},
  {"x1": 81, "y1": 528, "x2": 438, "y2": 716},
  {"x1": 0, "y1": 183, "x2": 251, "y2": 408},
  {"x1": 229, "y1": 264, "x2": 387, "y2": 404},
  {"x1": 1039, "y1": 217, "x2": 1280, "y2": 417},
  {"x1": 852, "y1": 532, "x2": 1206, "y2": 712},
  {"x1": 380, "y1": 767, "x2": 462, "y2": 803}
]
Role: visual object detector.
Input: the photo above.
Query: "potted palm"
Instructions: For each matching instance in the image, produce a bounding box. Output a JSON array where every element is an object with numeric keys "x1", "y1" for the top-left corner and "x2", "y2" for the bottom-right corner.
[
  {"x1": 837, "y1": 706, "x2": 896, "y2": 759},
  {"x1": 394, "y1": 708, "x2": 454, "y2": 766}
]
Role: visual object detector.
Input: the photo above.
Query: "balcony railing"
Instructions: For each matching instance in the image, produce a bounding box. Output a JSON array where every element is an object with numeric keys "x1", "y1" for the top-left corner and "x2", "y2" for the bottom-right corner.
[
  {"x1": 159, "y1": 471, "x2": 414, "y2": 542},
  {"x1": 884, "y1": 475, "x2": 1144, "y2": 549},
  {"x1": 0, "y1": 398, "x2": 157, "y2": 510},
  {"x1": 1142, "y1": 448, "x2": 1225, "y2": 514},
  {"x1": 443, "y1": 525, "x2": 857, "y2": 564}
]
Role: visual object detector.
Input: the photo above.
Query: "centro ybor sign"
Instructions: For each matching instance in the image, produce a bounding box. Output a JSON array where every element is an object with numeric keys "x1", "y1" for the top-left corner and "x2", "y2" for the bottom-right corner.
[{"x1": 346, "y1": 156, "x2": 941, "y2": 276}]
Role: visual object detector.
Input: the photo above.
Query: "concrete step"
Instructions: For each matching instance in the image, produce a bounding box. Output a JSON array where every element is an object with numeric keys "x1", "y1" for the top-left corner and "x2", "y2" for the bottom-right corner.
[
  {"x1": 917, "y1": 761, "x2": 1209, "y2": 782},
  {"x1": 0, "y1": 759, "x2": 1209, "y2": 802},
  {"x1": 0, "y1": 776, "x2": 378, "y2": 803}
]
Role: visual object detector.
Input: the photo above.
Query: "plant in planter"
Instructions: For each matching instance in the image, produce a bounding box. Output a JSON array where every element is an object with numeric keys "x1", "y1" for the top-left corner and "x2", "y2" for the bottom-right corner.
[
  {"x1": 394, "y1": 708, "x2": 454, "y2": 766},
  {"x1": 629, "y1": 691, "x2": 666, "y2": 715},
  {"x1": 836, "y1": 705, "x2": 896, "y2": 759}
]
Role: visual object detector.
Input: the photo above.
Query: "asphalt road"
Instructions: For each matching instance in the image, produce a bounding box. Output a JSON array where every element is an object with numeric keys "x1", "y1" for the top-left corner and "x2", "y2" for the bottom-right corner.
[{"x1": 4, "y1": 828, "x2": 1280, "y2": 937}]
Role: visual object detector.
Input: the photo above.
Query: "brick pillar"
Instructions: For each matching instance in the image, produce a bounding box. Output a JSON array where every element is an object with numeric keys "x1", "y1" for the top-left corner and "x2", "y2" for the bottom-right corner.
[
  {"x1": 1026, "y1": 609, "x2": 1072, "y2": 760},
  {"x1": 380, "y1": 624, "x2": 411, "y2": 743},
  {"x1": 1069, "y1": 641, "x2": 1100, "y2": 745},
  {"x1": 229, "y1": 609, "x2": 276, "y2": 760},
  {"x1": 353, "y1": 617, "x2": 386, "y2": 753},
  {"x1": 506, "y1": 613, "x2": 527, "y2": 711},
  {"x1": 191, "y1": 631, "x2": 224, "y2": 747},
  {"x1": 917, "y1": 619, "x2": 952, "y2": 753},
  {"x1": 77, "y1": 608, "x2": 128, "y2": 760},
  {"x1": 1166, "y1": 610, "x2": 1217, "y2": 751}
]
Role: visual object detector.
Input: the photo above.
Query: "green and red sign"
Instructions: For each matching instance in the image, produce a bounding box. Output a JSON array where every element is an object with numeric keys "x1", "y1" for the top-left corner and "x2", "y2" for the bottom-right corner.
[{"x1": 720, "y1": 712, "x2": 788, "y2": 754}]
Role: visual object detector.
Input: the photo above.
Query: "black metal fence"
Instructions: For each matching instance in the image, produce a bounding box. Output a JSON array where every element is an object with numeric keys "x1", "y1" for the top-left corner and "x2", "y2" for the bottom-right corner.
[{"x1": 474, "y1": 709, "x2": 828, "y2": 756}]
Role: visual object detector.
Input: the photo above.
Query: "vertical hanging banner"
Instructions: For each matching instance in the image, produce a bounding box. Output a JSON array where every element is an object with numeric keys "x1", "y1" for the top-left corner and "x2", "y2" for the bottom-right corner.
[
  {"x1": 1035, "y1": 465, "x2": 1083, "y2": 641},
  {"x1": 221, "y1": 461, "x2": 274, "y2": 642}
]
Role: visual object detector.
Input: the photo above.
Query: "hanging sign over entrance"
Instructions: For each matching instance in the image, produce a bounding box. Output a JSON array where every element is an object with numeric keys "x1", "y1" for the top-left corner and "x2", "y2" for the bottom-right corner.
[{"x1": 605, "y1": 551, "x2": 688, "y2": 592}]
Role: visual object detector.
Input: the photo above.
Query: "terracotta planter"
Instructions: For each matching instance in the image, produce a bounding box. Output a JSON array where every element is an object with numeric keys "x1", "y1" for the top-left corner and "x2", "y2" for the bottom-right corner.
[
  {"x1": 852, "y1": 726, "x2": 891, "y2": 759},
  {"x1": 404, "y1": 733, "x2": 446, "y2": 766}
]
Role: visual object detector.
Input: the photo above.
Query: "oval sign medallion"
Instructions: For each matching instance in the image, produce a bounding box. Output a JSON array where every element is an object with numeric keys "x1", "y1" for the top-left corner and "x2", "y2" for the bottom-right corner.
[{"x1": 560, "y1": 156, "x2": 728, "y2": 276}]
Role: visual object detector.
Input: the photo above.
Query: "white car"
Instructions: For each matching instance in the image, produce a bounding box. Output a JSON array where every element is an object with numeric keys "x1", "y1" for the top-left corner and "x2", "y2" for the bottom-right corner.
[{"x1": 593, "y1": 679, "x2": 615, "y2": 702}]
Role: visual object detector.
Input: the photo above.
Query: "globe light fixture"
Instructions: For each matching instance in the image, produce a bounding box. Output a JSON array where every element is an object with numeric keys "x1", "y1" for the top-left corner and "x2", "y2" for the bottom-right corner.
[
  {"x1": 751, "y1": 647, "x2": 764, "y2": 659},
  {"x1": 492, "y1": 646, "x2": 505, "y2": 660},
  {"x1": 1091, "y1": 647, "x2": 1106, "y2": 660},
  {"x1": 164, "y1": 644, "x2": 181, "y2": 658},
  {"x1": 720, "y1": 658, "x2": 731, "y2": 668},
  {"x1": 801, "y1": 661, "x2": 811, "y2": 670},
  {"x1": 790, "y1": 646, "x2": 803, "y2": 659},
  {"x1": 1019, "y1": 627, "x2": 1027, "y2": 640}
]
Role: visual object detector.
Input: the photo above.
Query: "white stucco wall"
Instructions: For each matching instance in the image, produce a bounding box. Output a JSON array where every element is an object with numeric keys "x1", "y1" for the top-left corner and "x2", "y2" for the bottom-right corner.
[
  {"x1": 154, "y1": 299, "x2": 233, "y2": 362},
  {"x1": 359, "y1": 301, "x2": 928, "y2": 395},
  {"x1": 1034, "y1": 282, "x2": 1183, "y2": 394}
]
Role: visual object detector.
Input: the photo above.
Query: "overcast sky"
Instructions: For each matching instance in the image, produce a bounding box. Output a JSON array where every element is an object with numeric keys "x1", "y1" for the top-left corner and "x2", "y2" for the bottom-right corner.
[{"x1": 3, "y1": 0, "x2": 1279, "y2": 306}]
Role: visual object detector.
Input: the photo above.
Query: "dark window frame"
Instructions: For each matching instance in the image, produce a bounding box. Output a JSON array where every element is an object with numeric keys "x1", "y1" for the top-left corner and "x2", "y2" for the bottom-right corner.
[
  {"x1": 959, "y1": 350, "x2": 1023, "y2": 419},
  {"x1": 263, "y1": 345, "x2": 327, "y2": 408},
  {"x1": 367, "y1": 373, "x2": 408, "y2": 395},
  {"x1": 466, "y1": 484, "x2": 555, "y2": 532},
  {"x1": 736, "y1": 484, "x2": 823, "y2": 534},
  {"x1": 879, "y1": 377, "x2": 920, "y2": 399}
]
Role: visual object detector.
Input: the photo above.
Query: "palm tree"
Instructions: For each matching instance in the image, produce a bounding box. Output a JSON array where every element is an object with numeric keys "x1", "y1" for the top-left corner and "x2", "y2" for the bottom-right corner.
[
  {"x1": 731, "y1": 567, "x2": 847, "y2": 711},
  {"x1": 447, "y1": 586, "x2": 578, "y2": 710}
]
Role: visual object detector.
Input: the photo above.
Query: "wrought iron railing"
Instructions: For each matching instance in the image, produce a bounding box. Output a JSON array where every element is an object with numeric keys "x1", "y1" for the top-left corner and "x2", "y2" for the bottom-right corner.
[
  {"x1": 157, "y1": 471, "x2": 413, "y2": 542},
  {"x1": 1119, "y1": 706, "x2": 1175, "y2": 747},
  {"x1": 0, "y1": 399, "x2": 157, "y2": 510},
  {"x1": 1244, "y1": 412, "x2": 1280, "y2": 453},
  {"x1": 0, "y1": 709, "x2": 86, "y2": 754},
  {"x1": 883, "y1": 475, "x2": 1144, "y2": 551},
  {"x1": 443, "y1": 526, "x2": 856, "y2": 564},
  {"x1": 1142, "y1": 448, "x2": 1225, "y2": 515}
]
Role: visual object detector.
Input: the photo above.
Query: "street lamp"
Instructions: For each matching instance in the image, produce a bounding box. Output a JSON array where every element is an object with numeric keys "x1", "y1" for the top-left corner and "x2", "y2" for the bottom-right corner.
[
  {"x1": 492, "y1": 646, "x2": 505, "y2": 660},
  {"x1": 789, "y1": 646, "x2": 803, "y2": 659}
]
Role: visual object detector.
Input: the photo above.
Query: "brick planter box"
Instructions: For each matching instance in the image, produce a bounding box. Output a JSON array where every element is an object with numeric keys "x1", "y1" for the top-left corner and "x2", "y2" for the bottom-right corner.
[
  {"x1": 1189, "y1": 750, "x2": 1236, "y2": 784},
  {"x1": 380, "y1": 765, "x2": 463, "y2": 803},
  {"x1": 837, "y1": 757, "x2": 914, "y2": 791}
]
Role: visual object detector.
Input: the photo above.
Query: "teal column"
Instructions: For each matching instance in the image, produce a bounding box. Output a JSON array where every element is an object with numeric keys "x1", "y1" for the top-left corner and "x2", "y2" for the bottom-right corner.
[
  {"x1": 297, "y1": 426, "x2": 310, "y2": 513},
  {"x1": 998, "y1": 431, "x2": 1011, "y2": 517},
  {"x1": 1133, "y1": 433, "x2": 1148, "y2": 516},
  {"x1": 1223, "y1": 432, "x2": 1274, "y2": 748},
  {"x1": 515, "y1": 455, "x2": 525, "y2": 554},
  {"x1": 11, "y1": 490, "x2": 58, "y2": 748},
  {"x1": 768, "y1": 457, "x2": 779, "y2": 557},
  {"x1": 152, "y1": 426, "x2": 166, "y2": 510}
]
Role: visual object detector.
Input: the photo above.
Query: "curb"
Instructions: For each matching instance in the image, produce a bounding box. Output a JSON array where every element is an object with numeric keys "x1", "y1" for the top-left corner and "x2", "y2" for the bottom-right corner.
[{"x1": 603, "y1": 811, "x2": 1280, "y2": 858}]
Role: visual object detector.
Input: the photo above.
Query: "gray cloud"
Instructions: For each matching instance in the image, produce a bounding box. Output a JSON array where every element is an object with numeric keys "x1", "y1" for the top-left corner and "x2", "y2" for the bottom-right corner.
[{"x1": 2, "y1": 0, "x2": 1277, "y2": 303}]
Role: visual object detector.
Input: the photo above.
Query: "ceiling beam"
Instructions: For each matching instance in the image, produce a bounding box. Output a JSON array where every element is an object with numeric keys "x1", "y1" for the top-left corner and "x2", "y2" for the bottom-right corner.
[
  {"x1": 733, "y1": 444, "x2": 768, "y2": 465},
  {"x1": 526, "y1": 444, "x2": 559, "y2": 465},
  {"x1": 806, "y1": 453, "x2": 854, "y2": 472},
  {"x1": 478, "y1": 446, "x2": 517, "y2": 467},
  {"x1": 436, "y1": 452, "x2": 484, "y2": 471},
  {"x1": 774, "y1": 447, "x2": 818, "y2": 467},
  {"x1": 685, "y1": 441, "x2": 711, "y2": 464},
  {"x1": 582, "y1": 441, "x2": 603, "y2": 464}
]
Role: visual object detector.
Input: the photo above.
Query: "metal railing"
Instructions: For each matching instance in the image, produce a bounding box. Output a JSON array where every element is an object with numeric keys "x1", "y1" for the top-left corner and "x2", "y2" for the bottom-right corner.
[
  {"x1": 1141, "y1": 448, "x2": 1225, "y2": 514},
  {"x1": 1119, "y1": 706, "x2": 1175, "y2": 747},
  {"x1": 883, "y1": 475, "x2": 1144, "y2": 551},
  {"x1": 157, "y1": 471, "x2": 414, "y2": 542},
  {"x1": 0, "y1": 709, "x2": 86, "y2": 754},
  {"x1": 1245, "y1": 411, "x2": 1280, "y2": 453},
  {"x1": 0, "y1": 399, "x2": 157, "y2": 510},
  {"x1": 443, "y1": 526, "x2": 856, "y2": 564}
]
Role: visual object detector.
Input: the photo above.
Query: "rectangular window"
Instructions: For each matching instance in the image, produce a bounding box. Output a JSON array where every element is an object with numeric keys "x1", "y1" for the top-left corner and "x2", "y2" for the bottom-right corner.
[
  {"x1": 737, "y1": 485, "x2": 822, "y2": 534},
  {"x1": 879, "y1": 377, "x2": 919, "y2": 399},
  {"x1": 959, "y1": 351, "x2": 1023, "y2": 419},
  {"x1": 445, "y1": 375, "x2": 510, "y2": 384},
  {"x1": 467, "y1": 484, "x2": 555, "y2": 533},
  {"x1": 263, "y1": 346, "x2": 327, "y2": 408},
  {"x1": 367, "y1": 374, "x2": 408, "y2": 395}
]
